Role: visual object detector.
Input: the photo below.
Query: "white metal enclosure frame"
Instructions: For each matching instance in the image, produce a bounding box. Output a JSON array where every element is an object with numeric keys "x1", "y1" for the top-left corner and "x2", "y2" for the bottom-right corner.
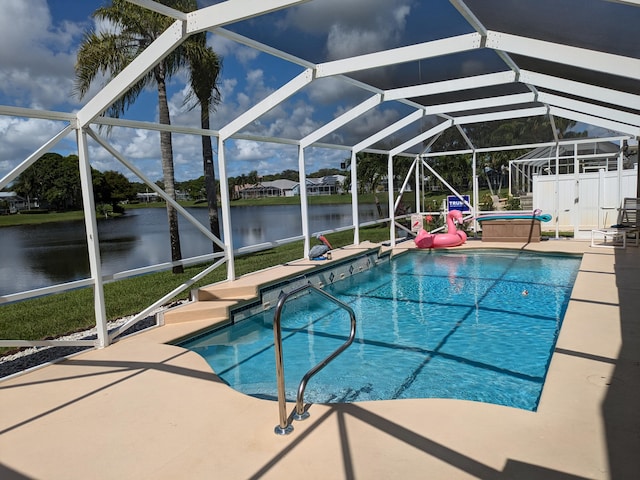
[{"x1": 0, "y1": 0, "x2": 639, "y2": 350}]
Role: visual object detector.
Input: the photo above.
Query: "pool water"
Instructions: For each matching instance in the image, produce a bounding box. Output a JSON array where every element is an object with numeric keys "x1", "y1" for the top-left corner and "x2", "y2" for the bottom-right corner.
[{"x1": 180, "y1": 250, "x2": 581, "y2": 411}]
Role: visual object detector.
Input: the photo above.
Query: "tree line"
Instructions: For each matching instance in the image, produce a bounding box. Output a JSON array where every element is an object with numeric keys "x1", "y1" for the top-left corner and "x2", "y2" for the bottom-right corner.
[
  {"x1": 7, "y1": 152, "x2": 352, "y2": 211},
  {"x1": 10, "y1": 152, "x2": 136, "y2": 212}
]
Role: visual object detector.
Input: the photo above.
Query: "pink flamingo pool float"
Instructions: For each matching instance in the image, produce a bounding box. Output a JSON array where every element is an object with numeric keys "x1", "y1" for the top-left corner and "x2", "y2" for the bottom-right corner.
[{"x1": 415, "y1": 210, "x2": 467, "y2": 249}]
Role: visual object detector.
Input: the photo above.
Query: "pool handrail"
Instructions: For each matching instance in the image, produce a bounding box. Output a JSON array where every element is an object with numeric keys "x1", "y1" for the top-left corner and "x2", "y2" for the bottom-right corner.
[{"x1": 272, "y1": 283, "x2": 357, "y2": 435}]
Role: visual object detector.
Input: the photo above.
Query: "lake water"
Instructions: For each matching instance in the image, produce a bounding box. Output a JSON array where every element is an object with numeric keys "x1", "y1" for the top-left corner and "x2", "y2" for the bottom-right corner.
[{"x1": 0, "y1": 204, "x2": 386, "y2": 296}]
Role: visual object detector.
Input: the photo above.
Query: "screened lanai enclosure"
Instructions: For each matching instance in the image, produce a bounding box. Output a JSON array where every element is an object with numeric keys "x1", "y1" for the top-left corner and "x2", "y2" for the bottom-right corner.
[{"x1": 1, "y1": 0, "x2": 639, "y2": 350}]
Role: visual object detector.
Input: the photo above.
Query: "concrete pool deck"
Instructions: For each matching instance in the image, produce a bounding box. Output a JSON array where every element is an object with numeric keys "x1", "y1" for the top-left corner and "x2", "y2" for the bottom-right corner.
[{"x1": 1, "y1": 240, "x2": 639, "y2": 479}]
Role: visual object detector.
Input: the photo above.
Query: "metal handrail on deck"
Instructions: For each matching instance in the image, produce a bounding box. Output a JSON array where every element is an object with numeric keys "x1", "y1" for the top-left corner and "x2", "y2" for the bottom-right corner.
[{"x1": 272, "y1": 283, "x2": 357, "y2": 435}]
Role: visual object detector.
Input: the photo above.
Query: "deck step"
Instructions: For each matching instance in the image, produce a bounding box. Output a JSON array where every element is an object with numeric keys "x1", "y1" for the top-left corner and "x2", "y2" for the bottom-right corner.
[
  {"x1": 194, "y1": 284, "x2": 257, "y2": 301},
  {"x1": 163, "y1": 243, "x2": 384, "y2": 326},
  {"x1": 162, "y1": 300, "x2": 238, "y2": 324}
]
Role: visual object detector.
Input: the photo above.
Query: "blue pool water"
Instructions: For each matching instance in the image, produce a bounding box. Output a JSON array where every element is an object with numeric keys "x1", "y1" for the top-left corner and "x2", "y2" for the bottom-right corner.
[{"x1": 180, "y1": 250, "x2": 581, "y2": 411}]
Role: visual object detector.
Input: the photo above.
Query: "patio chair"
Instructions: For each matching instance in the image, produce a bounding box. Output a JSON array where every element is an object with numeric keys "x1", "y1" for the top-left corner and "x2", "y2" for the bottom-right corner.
[{"x1": 612, "y1": 197, "x2": 640, "y2": 246}]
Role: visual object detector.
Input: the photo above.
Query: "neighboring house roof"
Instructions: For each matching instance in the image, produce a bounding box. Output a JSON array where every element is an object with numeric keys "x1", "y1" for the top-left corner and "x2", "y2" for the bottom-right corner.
[
  {"x1": 306, "y1": 175, "x2": 345, "y2": 186},
  {"x1": 0, "y1": 192, "x2": 25, "y2": 201},
  {"x1": 262, "y1": 179, "x2": 298, "y2": 190},
  {"x1": 322, "y1": 175, "x2": 345, "y2": 185}
]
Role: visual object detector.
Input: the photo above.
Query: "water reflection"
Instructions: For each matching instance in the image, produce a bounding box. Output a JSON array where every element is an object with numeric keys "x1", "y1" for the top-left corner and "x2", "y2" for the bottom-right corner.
[{"x1": 0, "y1": 203, "x2": 386, "y2": 295}]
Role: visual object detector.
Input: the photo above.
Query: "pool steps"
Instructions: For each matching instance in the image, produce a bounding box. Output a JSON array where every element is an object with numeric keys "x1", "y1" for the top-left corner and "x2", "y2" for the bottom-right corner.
[{"x1": 160, "y1": 241, "x2": 397, "y2": 327}]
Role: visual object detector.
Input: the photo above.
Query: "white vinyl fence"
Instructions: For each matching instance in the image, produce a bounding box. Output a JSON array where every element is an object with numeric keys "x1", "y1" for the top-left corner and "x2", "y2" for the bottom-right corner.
[{"x1": 533, "y1": 167, "x2": 638, "y2": 237}]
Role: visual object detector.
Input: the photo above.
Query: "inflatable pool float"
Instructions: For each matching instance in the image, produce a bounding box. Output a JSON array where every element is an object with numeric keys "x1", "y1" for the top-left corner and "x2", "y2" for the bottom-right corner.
[
  {"x1": 476, "y1": 210, "x2": 551, "y2": 223},
  {"x1": 415, "y1": 210, "x2": 467, "y2": 249}
]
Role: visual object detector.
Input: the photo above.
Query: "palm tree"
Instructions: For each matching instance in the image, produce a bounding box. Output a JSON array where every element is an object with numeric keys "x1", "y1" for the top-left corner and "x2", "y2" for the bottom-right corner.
[
  {"x1": 183, "y1": 33, "x2": 223, "y2": 251},
  {"x1": 74, "y1": 0, "x2": 196, "y2": 273}
]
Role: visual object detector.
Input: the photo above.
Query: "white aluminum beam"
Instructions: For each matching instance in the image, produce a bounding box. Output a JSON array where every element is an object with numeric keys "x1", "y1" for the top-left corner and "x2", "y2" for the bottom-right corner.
[
  {"x1": 423, "y1": 135, "x2": 631, "y2": 157},
  {"x1": 425, "y1": 92, "x2": 536, "y2": 116},
  {"x1": 77, "y1": 129, "x2": 109, "y2": 348},
  {"x1": 217, "y1": 139, "x2": 235, "y2": 280},
  {"x1": 456, "y1": 124, "x2": 475, "y2": 150},
  {"x1": 520, "y1": 70, "x2": 640, "y2": 111},
  {"x1": 300, "y1": 94, "x2": 382, "y2": 148},
  {"x1": 453, "y1": 106, "x2": 547, "y2": 125},
  {"x1": 449, "y1": 0, "x2": 488, "y2": 35},
  {"x1": 422, "y1": 149, "x2": 475, "y2": 157},
  {"x1": 125, "y1": 0, "x2": 187, "y2": 20},
  {"x1": 0, "y1": 125, "x2": 74, "y2": 190},
  {"x1": 487, "y1": 30, "x2": 640, "y2": 81},
  {"x1": 349, "y1": 150, "x2": 359, "y2": 244},
  {"x1": 298, "y1": 146, "x2": 312, "y2": 258},
  {"x1": 95, "y1": 116, "x2": 220, "y2": 137},
  {"x1": 549, "y1": 106, "x2": 640, "y2": 137},
  {"x1": 219, "y1": 69, "x2": 314, "y2": 139},
  {"x1": 538, "y1": 91, "x2": 640, "y2": 128},
  {"x1": 390, "y1": 120, "x2": 453, "y2": 156},
  {"x1": 0, "y1": 105, "x2": 75, "y2": 122},
  {"x1": 316, "y1": 33, "x2": 482, "y2": 78},
  {"x1": 604, "y1": 0, "x2": 640, "y2": 6},
  {"x1": 87, "y1": 128, "x2": 226, "y2": 251},
  {"x1": 384, "y1": 71, "x2": 516, "y2": 101},
  {"x1": 186, "y1": 0, "x2": 311, "y2": 34},
  {"x1": 449, "y1": 0, "x2": 532, "y2": 93},
  {"x1": 212, "y1": 27, "x2": 315, "y2": 69},
  {"x1": 353, "y1": 109, "x2": 425, "y2": 152},
  {"x1": 77, "y1": 20, "x2": 186, "y2": 126}
]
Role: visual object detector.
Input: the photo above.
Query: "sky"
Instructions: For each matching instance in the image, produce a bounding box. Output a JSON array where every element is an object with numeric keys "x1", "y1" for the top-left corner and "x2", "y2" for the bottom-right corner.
[
  {"x1": 1, "y1": 0, "x2": 428, "y2": 184},
  {"x1": 0, "y1": 0, "x2": 624, "y2": 186}
]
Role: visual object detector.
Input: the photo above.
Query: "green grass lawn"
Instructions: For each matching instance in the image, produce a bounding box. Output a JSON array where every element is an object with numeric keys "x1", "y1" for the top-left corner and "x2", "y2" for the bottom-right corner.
[{"x1": 0, "y1": 210, "x2": 86, "y2": 227}]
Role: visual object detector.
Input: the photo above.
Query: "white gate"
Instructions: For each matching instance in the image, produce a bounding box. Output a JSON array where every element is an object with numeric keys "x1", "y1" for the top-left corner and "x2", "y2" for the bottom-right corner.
[{"x1": 533, "y1": 168, "x2": 638, "y2": 236}]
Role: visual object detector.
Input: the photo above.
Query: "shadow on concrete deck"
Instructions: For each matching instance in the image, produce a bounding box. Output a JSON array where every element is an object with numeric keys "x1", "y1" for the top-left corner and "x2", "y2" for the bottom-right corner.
[{"x1": 604, "y1": 249, "x2": 640, "y2": 478}]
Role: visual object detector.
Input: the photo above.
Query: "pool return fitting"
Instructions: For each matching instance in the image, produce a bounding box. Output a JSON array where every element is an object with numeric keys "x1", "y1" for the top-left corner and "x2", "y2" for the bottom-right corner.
[{"x1": 272, "y1": 283, "x2": 357, "y2": 435}]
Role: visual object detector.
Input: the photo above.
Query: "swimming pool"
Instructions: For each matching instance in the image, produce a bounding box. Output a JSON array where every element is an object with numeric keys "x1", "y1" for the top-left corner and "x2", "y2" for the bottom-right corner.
[{"x1": 180, "y1": 249, "x2": 581, "y2": 411}]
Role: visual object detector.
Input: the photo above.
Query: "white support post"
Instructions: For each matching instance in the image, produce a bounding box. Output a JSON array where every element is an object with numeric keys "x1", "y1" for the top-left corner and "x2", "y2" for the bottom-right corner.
[
  {"x1": 472, "y1": 151, "x2": 478, "y2": 234},
  {"x1": 573, "y1": 143, "x2": 580, "y2": 238},
  {"x1": 555, "y1": 144, "x2": 560, "y2": 239},
  {"x1": 218, "y1": 137, "x2": 235, "y2": 281},
  {"x1": 618, "y1": 140, "x2": 624, "y2": 209},
  {"x1": 387, "y1": 153, "x2": 396, "y2": 246},
  {"x1": 298, "y1": 146, "x2": 311, "y2": 257},
  {"x1": 77, "y1": 128, "x2": 109, "y2": 348},
  {"x1": 414, "y1": 155, "x2": 421, "y2": 214},
  {"x1": 350, "y1": 150, "x2": 360, "y2": 245}
]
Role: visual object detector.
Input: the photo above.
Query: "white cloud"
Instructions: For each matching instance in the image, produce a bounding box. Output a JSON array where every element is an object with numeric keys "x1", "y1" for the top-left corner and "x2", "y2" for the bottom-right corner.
[
  {"x1": 0, "y1": 0, "x2": 85, "y2": 110},
  {"x1": 234, "y1": 140, "x2": 273, "y2": 161},
  {"x1": 283, "y1": 0, "x2": 413, "y2": 59},
  {"x1": 305, "y1": 77, "x2": 368, "y2": 107}
]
